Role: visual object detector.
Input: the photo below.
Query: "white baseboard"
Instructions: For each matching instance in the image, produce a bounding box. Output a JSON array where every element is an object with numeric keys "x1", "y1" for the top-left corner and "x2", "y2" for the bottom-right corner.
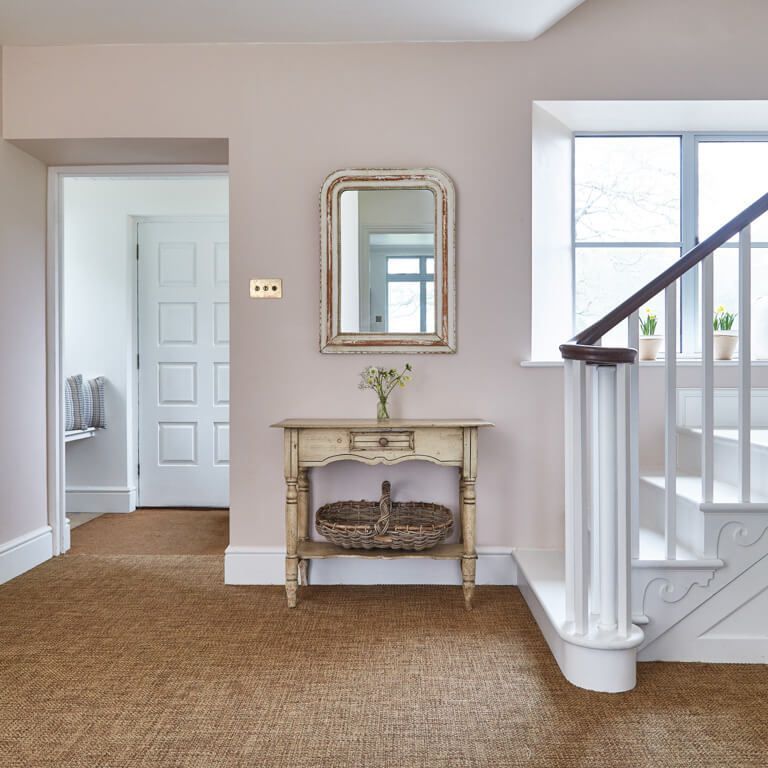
[
  {"x1": 224, "y1": 545, "x2": 517, "y2": 586},
  {"x1": 65, "y1": 486, "x2": 137, "y2": 514},
  {"x1": 0, "y1": 526, "x2": 53, "y2": 584}
]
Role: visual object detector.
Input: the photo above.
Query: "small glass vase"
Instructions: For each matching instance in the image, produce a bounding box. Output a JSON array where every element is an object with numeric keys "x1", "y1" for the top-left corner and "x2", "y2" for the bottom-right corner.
[{"x1": 376, "y1": 396, "x2": 390, "y2": 421}]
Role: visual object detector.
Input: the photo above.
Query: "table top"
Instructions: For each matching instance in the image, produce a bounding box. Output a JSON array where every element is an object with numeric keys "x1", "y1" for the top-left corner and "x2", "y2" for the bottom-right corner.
[{"x1": 271, "y1": 418, "x2": 494, "y2": 429}]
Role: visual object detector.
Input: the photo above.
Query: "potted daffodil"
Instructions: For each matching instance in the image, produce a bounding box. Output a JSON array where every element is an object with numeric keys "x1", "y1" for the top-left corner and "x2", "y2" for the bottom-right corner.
[
  {"x1": 639, "y1": 308, "x2": 662, "y2": 361},
  {"x1": 713, "y1": 306, "x2": 737, "y2": 361}
]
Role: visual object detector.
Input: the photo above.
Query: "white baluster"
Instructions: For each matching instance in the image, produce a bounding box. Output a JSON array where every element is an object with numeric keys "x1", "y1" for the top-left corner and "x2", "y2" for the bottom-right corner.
[
  {"x1": 616, "y1": 363, "x2": 632, "y2": 639},
  {"x1": 628, "y1": 311, "x2": 640, "y2": 561},
  {"x1": 590, "y1": 364, "x2": 601, "y2": 616},
  {"x1": 597, "y1": 364, "x2": 618, "y2": 631},
  {"x1": 739, "y1": 225, "x2": 752, "y2": 503},
  {"x1": 564, "y1": 358, "x2": 589, "y2": 635},
  {"x1": 664, "y1": 284, "x2": 678, "y2": 559},
  {"x1": 702, "y1": 254, "x2": 715, "y2": 503}
]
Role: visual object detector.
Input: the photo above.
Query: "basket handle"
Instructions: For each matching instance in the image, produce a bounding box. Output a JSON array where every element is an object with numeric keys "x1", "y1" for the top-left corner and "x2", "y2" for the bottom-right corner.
[{"x1": 374, "y1": 481, "x2": 391, "y2": 535}]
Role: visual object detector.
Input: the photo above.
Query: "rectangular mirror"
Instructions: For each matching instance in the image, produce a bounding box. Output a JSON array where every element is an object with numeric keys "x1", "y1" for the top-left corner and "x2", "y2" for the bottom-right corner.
[{"x1": 321, "y1": 169, "x2": 456, "y2": 353}]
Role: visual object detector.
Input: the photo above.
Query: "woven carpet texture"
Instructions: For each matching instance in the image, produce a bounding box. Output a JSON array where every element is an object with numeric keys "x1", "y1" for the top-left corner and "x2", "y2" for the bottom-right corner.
[{"x1": 0, "y1": 511, "x2": 766, "y2": 767}]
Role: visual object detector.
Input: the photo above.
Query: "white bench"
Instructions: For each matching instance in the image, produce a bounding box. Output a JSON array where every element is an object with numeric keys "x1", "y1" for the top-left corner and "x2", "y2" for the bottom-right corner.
[{"x1": 64, "y1": 427, "x2": 97, "y2": 444}]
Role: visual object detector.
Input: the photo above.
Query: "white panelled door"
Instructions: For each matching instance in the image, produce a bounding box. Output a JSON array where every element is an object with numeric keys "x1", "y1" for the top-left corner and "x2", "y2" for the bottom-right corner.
[{"x1": 138, "y1": 220, "x2": 229, "y2": 507}]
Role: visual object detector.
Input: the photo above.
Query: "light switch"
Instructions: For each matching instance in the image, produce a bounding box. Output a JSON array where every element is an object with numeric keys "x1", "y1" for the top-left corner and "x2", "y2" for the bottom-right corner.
[{"x1": 250, "y1": 278, "x2": 283, "y2": 299}]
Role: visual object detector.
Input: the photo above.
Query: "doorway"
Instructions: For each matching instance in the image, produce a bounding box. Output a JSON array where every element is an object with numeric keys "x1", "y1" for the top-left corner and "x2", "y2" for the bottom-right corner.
[{"x1": 49, "y1": 167, "x2": 229, "y2": 555}]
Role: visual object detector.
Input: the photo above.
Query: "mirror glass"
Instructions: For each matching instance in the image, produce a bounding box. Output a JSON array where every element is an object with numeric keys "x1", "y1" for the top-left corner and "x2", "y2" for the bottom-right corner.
[{"x1": 338, "y1": 189, "x2": 436, "y2": 334}]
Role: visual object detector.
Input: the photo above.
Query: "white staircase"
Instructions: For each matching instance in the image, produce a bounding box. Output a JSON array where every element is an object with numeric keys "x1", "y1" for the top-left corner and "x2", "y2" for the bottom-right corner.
[
  {"x1": 636, "y1": 428, "x2": 768, "y2": 663},
  {"x1": 516, "y1": 194, "x2": 768, "y2": 692}
]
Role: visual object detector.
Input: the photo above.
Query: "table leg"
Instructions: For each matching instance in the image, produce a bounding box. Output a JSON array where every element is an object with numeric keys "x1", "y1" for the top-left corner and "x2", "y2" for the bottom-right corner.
[
  {"x1": 460, "y1": 428, "x2": 478, "y2": 611},
  {"x1": 284, "y1": 429, "x2": 299, "y2": 608},
  {"x1": 297, "y1": 468, "x2": 310, "y2": 586}
]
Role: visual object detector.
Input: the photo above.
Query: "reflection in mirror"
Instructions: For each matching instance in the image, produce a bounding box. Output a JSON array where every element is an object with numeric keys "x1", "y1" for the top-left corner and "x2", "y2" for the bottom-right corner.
[{"x1": 339, "y1": 189, "x2": 436, "y2": 334}]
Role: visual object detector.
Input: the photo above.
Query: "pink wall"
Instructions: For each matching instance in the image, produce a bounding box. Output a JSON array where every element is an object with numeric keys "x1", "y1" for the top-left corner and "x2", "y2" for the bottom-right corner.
[
  {"x1": 5, "y1": 0, "x2": 768, "y2": 552},
  {"x1": 0, "y1": 73, "x2": 48, "y2": 544}
]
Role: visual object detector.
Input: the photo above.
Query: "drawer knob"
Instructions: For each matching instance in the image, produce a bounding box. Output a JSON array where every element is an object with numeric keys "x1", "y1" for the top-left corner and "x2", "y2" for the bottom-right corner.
[{"x1": 379, "y1": 437, "x2": 389, "y2": 447}]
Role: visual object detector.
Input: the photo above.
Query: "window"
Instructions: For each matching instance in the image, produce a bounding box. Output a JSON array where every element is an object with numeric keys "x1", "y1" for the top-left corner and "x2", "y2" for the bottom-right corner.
[
  {"x1": 574, "y1": 136, "x2": 682, "y2": 348},
  {"x1": 575, "y1": 134, "x2": 768, "y2": 354},
  {"x1": 369, "y1": 233, "x2": 435, "y2": 334},
  {"x1": 698, "y1": 140, "x2": 768, "y2": 342}
]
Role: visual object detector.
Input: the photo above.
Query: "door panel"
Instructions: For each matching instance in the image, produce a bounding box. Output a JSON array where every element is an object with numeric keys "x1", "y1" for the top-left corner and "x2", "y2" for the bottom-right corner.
[{"x1": 138, "y1": 220, "x2": 229, "y2": 507}]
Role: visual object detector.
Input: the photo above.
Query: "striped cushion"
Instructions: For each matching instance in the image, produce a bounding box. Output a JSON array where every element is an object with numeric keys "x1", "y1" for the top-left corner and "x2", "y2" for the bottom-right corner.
[
  {"x1": 82, "y1": 376, "x2": 106, "y2": 429},
  {"x1": 65, "y1": 375, "x2": 84, "y2": 430}
]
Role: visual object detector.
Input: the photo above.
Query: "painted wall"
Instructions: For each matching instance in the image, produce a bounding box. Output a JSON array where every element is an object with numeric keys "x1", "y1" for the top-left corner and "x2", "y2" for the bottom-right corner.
[
  {"x1": 4, "y1": 0, "x2": 768, "y2": 557},
  {"x1": 531, "y1": 104, "x2": 573, "y2": 361},
  {"x1": 62, "y1": 176, "x2": 229, "y2": 512},
  {"x1": 0, "y1": 71, "x2": 48, "y2": 547}
]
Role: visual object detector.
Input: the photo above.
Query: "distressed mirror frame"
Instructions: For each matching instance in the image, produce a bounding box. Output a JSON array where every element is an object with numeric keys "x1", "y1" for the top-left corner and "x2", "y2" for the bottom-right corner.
[{"x1": 320, "y1": 168, "x2": 456, "y2": 354}]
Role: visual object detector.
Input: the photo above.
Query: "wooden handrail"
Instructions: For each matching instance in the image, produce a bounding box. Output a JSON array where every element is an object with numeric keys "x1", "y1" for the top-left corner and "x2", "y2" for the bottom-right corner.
[{"x1": 560, "y1": 192, "x2": 768, "y2": 364}]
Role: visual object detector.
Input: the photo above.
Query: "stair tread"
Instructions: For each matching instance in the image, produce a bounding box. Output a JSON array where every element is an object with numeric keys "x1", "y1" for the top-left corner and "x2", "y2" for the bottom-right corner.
[
  {"x1": 514, "y1": 548, "x2": 566, "y2": 623},
  {"x1": 640, "y1": 473, "x2": 768, "y2": 505}
]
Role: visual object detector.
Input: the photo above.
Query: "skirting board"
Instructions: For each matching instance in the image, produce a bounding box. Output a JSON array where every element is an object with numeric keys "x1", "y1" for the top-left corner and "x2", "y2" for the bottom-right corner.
[
  {"x1": 65, "y1": 486, "x2": 137, "y2": 514},
  {"x1": 0, "y1": 526, "x2": 53, "y2": 585},
  {"x1": 225, "y1": 546, "x2": 517, "y2": 586}
]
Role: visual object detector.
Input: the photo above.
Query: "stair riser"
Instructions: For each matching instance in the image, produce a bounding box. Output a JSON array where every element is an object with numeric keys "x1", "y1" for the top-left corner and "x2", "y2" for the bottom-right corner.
[
  {"x1": 677, "y1": 430, "x2": 768, "y2": 497},
  {"x1": 639, "y1": 478, "x2": 706, "y2": 556}
]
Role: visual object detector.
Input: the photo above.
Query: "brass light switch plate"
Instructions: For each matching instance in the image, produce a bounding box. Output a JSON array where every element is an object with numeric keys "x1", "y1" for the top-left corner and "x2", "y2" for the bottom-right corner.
[{"x1": 250, "y1": 278, "x2": 283, "y2": 298}]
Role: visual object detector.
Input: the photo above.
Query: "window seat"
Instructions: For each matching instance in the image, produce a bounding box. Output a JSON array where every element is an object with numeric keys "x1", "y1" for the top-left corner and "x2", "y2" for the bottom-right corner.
[{"x1": 65, "y1": 427, "x2": 98, "y2": 444}]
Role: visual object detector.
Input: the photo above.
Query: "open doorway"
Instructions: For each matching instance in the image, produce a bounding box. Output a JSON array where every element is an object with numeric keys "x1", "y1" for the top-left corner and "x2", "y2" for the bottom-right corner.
[{"x1": 51, "y1": 168, "x2": 229, "y2": 555}]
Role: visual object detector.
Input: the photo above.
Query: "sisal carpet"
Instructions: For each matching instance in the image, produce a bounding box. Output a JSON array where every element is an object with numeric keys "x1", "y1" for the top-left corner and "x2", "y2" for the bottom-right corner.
[
  {"x1": 0, "y1": 516, "x2": 766, "y2": 766},
  {"x1": 67, "y1": 508, "x2": 229, "y2": 555}
]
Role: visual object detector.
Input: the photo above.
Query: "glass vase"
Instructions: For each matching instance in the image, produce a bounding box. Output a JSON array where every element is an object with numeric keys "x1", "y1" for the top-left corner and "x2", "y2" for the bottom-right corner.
[{"x1": 376, "y1": 396, "x2": 390, "y2": 421}]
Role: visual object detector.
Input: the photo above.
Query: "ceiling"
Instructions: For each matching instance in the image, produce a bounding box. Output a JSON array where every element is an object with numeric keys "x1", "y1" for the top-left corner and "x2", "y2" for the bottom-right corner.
[{"x1": 0, "y1": 0, "x2": 585, "y2": 46}]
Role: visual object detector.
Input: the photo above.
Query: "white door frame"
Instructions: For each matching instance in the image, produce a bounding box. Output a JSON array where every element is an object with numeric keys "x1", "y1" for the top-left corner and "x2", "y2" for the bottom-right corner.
[{"x1": 46, "y1": 165, "x2": 228, "y2": 556}]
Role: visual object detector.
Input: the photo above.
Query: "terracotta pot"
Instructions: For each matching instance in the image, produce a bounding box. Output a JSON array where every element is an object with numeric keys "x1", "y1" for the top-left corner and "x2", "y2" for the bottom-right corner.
[
  {"x1": 714, "y1": 332, "x2": 738, "y2": 361},
  {"x1": 639, "y1": 335, "x2": 663, "y2": 361}
]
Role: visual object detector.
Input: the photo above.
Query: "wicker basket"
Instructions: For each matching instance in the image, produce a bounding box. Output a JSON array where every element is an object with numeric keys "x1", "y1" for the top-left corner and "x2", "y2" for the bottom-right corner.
[{"x1": 315, "y1": 481, "x2": 453, "y2": 551}]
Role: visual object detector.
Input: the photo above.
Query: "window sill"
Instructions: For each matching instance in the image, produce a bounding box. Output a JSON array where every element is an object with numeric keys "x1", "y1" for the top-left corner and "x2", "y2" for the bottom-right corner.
[{"x1": 521, "y1": 358, "x2": 768, "y2": 368}]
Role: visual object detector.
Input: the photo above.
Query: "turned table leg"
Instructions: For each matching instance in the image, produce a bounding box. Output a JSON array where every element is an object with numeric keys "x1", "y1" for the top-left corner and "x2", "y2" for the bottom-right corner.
[
  {"x1": 284, "y1": 429, "x2": 299, "y2": 607},
  {"x1": 460, "y1": 428, "x2": 478, "y2": 611},
  {"x1": 297, "y1": 468, "x2": 310, "y2": 586}
]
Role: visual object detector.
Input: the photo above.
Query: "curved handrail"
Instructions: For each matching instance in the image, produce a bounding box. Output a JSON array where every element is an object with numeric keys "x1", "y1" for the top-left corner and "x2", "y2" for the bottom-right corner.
[{"x1": 560, "y1": 192, "x2": 768, "y2": 364}]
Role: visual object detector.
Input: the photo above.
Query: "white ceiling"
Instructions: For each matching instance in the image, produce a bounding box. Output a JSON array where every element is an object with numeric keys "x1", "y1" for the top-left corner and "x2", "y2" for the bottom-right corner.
[{"x1": 0, "y1": 0, "x2": 585, "y2": 46}]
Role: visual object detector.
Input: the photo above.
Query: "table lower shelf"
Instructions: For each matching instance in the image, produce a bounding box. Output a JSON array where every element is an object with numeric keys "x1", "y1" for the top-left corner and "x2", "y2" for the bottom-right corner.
[{"x1": 297, "y1": 540, "x2": 466, "y2": 560}]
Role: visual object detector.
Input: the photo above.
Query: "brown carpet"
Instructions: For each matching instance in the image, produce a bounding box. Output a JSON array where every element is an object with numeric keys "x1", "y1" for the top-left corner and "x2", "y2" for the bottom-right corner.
[
  {"x1": 0, "y1": 554, "x2": 766, "y2": 767},
  {"x1": 68, "y1": 508, "x2": 229, "y2": 555}
]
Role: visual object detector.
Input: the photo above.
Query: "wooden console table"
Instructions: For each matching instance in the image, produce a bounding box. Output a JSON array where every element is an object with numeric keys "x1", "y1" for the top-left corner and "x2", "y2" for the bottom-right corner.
[{"x1": 271, "y1": 419, "x2": 493, "y2": 610}]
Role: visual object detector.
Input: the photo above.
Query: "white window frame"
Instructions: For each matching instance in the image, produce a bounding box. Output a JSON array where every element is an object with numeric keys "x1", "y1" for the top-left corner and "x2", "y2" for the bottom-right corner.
[{"x1": 573, "y1": 131, "x2": 768, "y2": 355}]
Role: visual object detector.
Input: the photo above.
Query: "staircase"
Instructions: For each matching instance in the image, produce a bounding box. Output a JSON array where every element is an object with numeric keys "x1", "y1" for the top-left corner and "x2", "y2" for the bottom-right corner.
[
  {"x1": 637, "y1": 427, "x2": 768, "y2": 663},
  {"x1": 516, "y1": 194, "x2": 768, "y2": 692}
]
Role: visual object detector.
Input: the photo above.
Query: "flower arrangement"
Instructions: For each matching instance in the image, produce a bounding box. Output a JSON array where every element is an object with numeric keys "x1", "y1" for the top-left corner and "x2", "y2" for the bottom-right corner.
[
  {"x1": 639, "y1": 308, "x2": 658, "y2": 337},
  {"x1": 713, "y1": 306, "x2": 736, "y2": 332},
  {"x1": 359, "y1": 363, "x2": 413, "y2": 420}
]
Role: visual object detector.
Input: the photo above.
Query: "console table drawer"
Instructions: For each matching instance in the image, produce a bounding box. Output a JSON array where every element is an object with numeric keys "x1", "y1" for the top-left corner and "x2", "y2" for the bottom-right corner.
[{"x1": 350, "y1": 430, "x2": 414, "y2": 452}]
